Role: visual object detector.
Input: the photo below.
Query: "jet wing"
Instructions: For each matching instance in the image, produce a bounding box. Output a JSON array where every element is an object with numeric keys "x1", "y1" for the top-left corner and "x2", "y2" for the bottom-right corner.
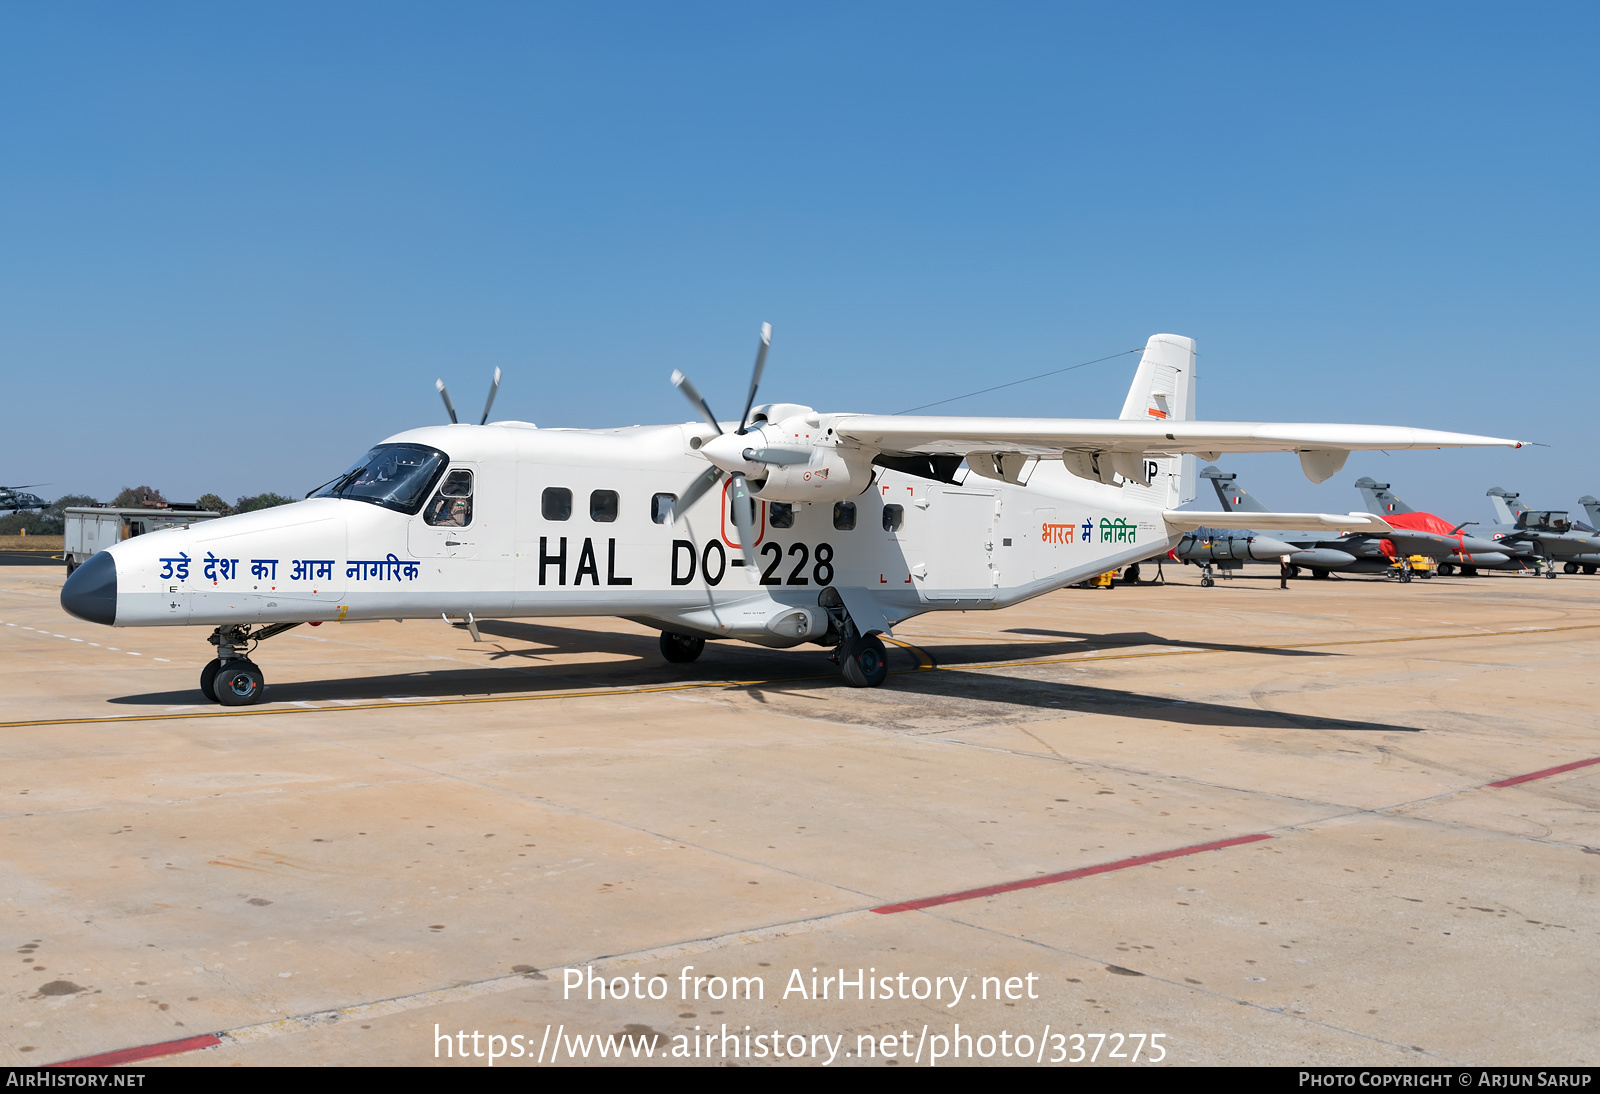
[
  {"x1": 1163, "y1": 511, "x2": 1393, "y2": 533},
  {"x1": 833, "y1": 417, "x2": 1524, "y2": 458}
]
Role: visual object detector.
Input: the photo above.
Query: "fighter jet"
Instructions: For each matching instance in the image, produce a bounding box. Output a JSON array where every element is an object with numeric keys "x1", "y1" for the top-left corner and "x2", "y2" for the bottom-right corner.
[
  {"x1": 1204, "y1": 467, "x2": 1511, "y2": 579},
  {"x1": 1166, "y1": 525, "x2": 1299, "y2": 587},
  {"x1": 1352, "y1": 478, "x2": 1529, "y2": 576},
  {"x1": 60, "y1": 330, "x2": 1523, "y2": 705},
  {"x1": 1483, "y1": 488, "x2": 1600, "y2": 576}
]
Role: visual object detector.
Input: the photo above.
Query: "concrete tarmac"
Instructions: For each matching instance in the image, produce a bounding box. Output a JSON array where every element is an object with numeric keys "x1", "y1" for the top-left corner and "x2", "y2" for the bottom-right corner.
[{"x1": 1, "y1": 565, "x2": 1596, "y2": 1068}]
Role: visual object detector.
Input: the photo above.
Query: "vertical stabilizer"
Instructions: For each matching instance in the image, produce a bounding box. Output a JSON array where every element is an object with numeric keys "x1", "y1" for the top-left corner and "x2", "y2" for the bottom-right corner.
[
  {"x1": 1118, "y1": 333, "x2": 1197, "y2": 508},
  {"x1": 1354, "y1": 477, "x2": 1414, "y2": 516},
  {"x1": 1200, "y1": 465, "x2": 1273, "y2": 513},
  {"x1": 1581, "y1": 496, "x2": 1600, "y2": 528},
  {"x1": 1487, "y1": 487, "x2": 1527, "y2": 524}
]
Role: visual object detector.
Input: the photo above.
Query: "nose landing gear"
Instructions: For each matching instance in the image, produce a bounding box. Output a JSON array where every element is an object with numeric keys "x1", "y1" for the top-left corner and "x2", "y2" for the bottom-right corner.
[{"x1": 202, "y1": 622, "x2": 302, "y2": 705}]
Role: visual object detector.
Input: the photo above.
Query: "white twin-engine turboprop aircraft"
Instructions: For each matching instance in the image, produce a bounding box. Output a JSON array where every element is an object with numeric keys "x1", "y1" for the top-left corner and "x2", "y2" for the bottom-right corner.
[{"x1": 61, "y1": 331, "x2": 1524, "y2": 704}]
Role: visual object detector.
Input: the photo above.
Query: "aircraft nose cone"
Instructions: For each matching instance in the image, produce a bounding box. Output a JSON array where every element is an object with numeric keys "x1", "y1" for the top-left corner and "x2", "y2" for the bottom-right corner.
[{"x1": 61, "y1": 551, "x2": 117, "y2": 625}]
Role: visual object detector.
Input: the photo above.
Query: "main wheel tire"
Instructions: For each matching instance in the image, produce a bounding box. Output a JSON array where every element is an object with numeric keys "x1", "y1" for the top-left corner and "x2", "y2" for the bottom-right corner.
[
  {"x1": 659, "y1": 631, "x2": 705, "y2": 663},
  {"x1": 1311, "y1": 569, "x2": 1329, "y2": 579},
  {"x1": 1287, "y1": 565, "x2": 1302, "y2": 579},
  {"x1": 1122, "y1": 564, "x2": 1141, "y2": 585},
  {"x1": 840, "y1": 634, "x2": 889, "y2": 687},
  {"x1": 199, "y1": 658, "x2": 223, "y2": 702},
  {"x1": 1564, "y1": 562, "x2": 1579, "y2": 574},
  {"x1": 1200, "y1": 574, "x2": 1214, "y2": 588},
  {"x1": 1585, "y1": 565, "x2": 1597, "y2": 575},
  {"x1": 213, "y1": 661, "x2": 264, "y2": 706},
  {"x1": 1437, "y1": 563, "x2": 1456, "y2": 576},
  {"x1": 1462, "y1": 566, "x2": 1479, "y2": 577}
]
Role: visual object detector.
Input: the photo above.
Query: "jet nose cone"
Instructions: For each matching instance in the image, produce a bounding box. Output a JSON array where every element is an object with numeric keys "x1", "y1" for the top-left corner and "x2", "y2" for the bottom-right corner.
[{"x1": 61, "y1": 551, "x2": 117, "y2": 625}]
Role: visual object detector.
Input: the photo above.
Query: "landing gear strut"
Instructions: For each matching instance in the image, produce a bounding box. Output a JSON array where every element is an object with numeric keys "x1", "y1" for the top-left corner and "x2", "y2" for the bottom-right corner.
[
  {"x1": 819, "y1": 587, "x2": 889, "y2": 687},
  {"x1": 202, "y1": 622, "x2": 301, "y2": 706}
]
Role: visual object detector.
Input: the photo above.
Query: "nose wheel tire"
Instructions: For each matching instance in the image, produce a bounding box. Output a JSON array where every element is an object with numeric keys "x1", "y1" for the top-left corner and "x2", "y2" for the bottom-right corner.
[
  {"x1": 659, "y1": 631, "x2": 705, "y2": 663},
  {"x1": 840, "y1": 634, "x2": 889, "y2": 688},
  {"x1": 213, "y1": 661, "x2": 265, "y2": 706},
  {"x1": 200, "y1": 658, "x2": 222, "y2": 702}
]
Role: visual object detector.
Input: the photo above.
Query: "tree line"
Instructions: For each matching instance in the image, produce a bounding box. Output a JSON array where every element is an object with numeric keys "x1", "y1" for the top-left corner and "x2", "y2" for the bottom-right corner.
[{"x1": 0, "y1": 486, "x2": 297, "y2": 535}]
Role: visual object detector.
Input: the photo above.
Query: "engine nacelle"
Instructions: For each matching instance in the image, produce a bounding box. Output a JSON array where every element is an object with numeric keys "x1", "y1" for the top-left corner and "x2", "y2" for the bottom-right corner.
[{"x1": 747, "y1": 418, "x2": 876, "y2": 503}]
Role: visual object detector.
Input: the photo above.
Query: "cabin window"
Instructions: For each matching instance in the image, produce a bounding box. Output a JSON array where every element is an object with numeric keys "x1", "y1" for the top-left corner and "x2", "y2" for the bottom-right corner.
[
  {"x1": 424, "y1": 470, "x2": 474, "y2": 527},
  {"x1": 769, "y1": 502, "x2": 794, "y2": 529},
  {"x1": 882, "y1": 504, "x2": 903, "y2": 532},
  {"x1": 833, "y1": 501, "x2": 856, "y2": 531},
  {"x1": 542, "y1": 487, "x2": 572, "y2": 521},
  {"x1": 590, "y1": 489, "x2": 619, "y2": 522},
  {"x1": 650, "y1": 493, "x2": 677, "y2": 524}
]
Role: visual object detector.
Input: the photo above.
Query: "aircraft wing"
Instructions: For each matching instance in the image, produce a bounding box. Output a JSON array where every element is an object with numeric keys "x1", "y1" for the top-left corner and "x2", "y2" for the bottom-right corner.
[
  {"x1": 832, "y1": 417, "x2": 1524, "y2": 485},
  {"x1": 833, "y1": 417, "x2": 1523, "y2": 458},
  {"x1": 1162, "y1": 511, "x2": 1393, "y2": 533}
]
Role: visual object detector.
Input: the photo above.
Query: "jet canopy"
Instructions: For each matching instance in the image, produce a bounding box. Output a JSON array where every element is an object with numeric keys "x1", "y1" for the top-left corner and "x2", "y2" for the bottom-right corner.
[
  {"x1": 309, "y1": 443, "x2": 449, "y2": 516},
  {"x1": 1516, "y1": 510, "x2": 1571, "y2": 532}
]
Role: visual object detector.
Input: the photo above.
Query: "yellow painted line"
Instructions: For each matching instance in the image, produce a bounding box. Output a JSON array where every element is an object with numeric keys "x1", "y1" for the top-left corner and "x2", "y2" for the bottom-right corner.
[
  {"x1": 942, "y1": 622, "x2": 1600, "y2": 673},
  {"x1": 880, "y1": 635, "x2": 936, "y2": 669},
  {"x1": 2, "y1": 623, "x2": 1595, "y2": 731}
]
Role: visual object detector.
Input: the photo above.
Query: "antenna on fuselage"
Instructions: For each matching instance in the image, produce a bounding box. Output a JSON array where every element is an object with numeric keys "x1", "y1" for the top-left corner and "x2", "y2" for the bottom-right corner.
[
  {"x1": 435, "y1": 379, "x2": 459, "y2": 424},
  {"x1": 479, "y1": 367, "x2": 502, "y2": 425}
]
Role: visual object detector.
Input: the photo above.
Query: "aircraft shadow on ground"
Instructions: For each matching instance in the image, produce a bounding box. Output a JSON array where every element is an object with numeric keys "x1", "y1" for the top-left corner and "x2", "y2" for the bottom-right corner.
[
  {"x1": 104, "y1": 621, "x2": 1402, "y2": 732},
  {"x1": 1000, "y1": 628, "x2": 1330, "y2": 659},
  {"x1": 868, "y1": 669, "x2": 1423, "y2": 733}
]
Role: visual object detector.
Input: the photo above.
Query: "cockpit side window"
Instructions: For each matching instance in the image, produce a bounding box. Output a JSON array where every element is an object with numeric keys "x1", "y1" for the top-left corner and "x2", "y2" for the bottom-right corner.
[
  {"x1": 424, "y1": 470, "x2": 474, "y2": 527},
  {"x1": 310, "y1": 443, "x2": 448, "y2": 516}
]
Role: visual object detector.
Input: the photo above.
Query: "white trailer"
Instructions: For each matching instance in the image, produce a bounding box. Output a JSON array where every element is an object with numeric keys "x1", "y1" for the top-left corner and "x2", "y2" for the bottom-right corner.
[{"x1": 64, "y1": 507, "x2": 221, "y2": 573}]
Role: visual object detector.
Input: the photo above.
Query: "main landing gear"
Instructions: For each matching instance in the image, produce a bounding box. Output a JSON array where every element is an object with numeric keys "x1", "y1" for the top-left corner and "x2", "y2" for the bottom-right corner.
[
  {"x1": 201, "y1": 622, "x2": 302, "y2": 706},
  {"x1": 659, "y1": 631, "x2": 705, "y2": 663},
  {"x1": 655, "y1": 587, "x2": 892, "y2": 689}
]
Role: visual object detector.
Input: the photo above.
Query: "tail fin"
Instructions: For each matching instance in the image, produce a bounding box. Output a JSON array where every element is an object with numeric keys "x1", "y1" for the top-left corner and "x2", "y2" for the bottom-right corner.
[
  {"x1": 1487, "y1": 487, "x2": 1527, "y2": 524},
  {"x1": 1581, "y1": 496, "x2": 1600, "y2": 528},
  {"x1": 1354, "y1": 476, "x2": 1414, "y2": 516},
  {"x1": 1199, "y1": 465, "x2": 1273, "y2": 513},
  {"x1": 1118, "y1": 333, "x2": 1197, "y2": 508}
]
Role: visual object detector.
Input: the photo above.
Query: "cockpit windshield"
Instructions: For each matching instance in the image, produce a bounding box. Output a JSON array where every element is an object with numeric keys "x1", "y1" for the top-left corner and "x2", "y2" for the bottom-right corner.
[
  {"x1": 1517, "y1": 510, "x2": 1571, "y2": 532},
  {"x1": 310, "y1": 443, "x2": 448, "y2": 515}
]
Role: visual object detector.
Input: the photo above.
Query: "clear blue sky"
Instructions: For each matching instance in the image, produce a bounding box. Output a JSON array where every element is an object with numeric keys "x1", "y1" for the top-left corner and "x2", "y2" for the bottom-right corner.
[{"x1": 2, "y1": 3, "x2": 1594, "y2": 521}]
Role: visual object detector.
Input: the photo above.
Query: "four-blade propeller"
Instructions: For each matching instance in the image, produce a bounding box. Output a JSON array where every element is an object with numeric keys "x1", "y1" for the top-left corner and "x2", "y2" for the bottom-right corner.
[{"x1": 669, "y1": 323, "x2": 790, "y2": 582}]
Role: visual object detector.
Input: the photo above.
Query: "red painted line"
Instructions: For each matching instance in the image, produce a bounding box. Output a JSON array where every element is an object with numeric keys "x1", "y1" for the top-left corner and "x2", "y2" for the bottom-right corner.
[
  {"x1": 871, "y1": 833, "x2": 1273, "y2": 914},
  {"x1": 51, "y1": 1033, "x2": 222, "y2": 1068},
  {"x1": 1488, "y1": 755, "x2": 1600, "y2": 788}
]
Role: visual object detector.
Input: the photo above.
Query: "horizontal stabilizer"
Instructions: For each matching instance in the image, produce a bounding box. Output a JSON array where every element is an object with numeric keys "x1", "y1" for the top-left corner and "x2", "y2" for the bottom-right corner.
[{"x1": 1164, "y1": 511, "x2": 1393, "y2": 533}]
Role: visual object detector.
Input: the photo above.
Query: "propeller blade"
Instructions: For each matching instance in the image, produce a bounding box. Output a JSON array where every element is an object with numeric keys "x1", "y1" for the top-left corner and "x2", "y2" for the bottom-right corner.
[
  {"x1": 728, "y1": 472, "x2": 760, "y2": 581},
  {"x1": 671, "y1": 465, "x2": 725, "y2": 524},
  {"x1": 735, "y1": 322, "x2": 772, "y2": 435},
  {"x1": 436, "y1": 379, "x2": 459, "y2": 424},
  {"x1": 742, "y1": 445, "x2": 811, "y2": 466},
  {"x1": 478, "y1": 367, "x2": 502, "y2": 425},
  {"x1": 671, "y1": 370, "x2": 722, "y2": 434}
]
